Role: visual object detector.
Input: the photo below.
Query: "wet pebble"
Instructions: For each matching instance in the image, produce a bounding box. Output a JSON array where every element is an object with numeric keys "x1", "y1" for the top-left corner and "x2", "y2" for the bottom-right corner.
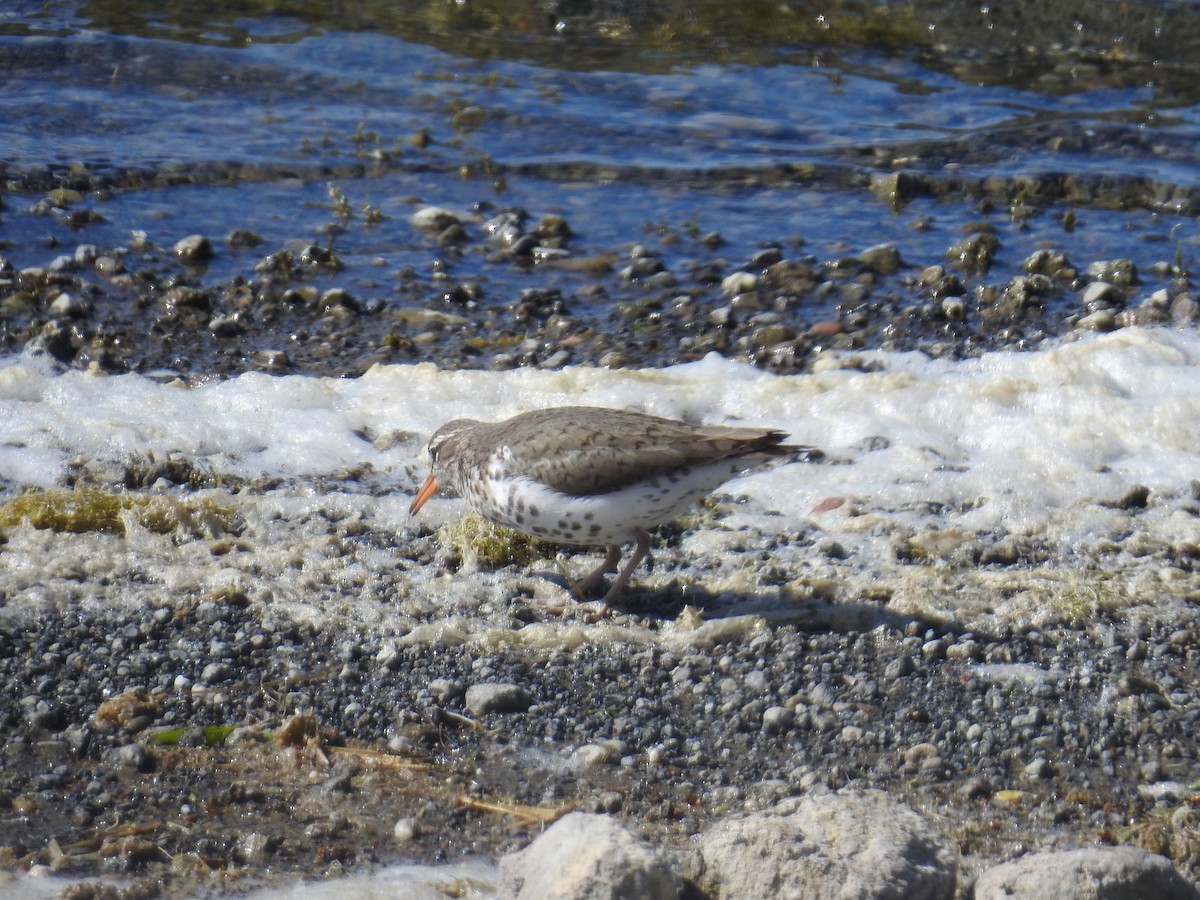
[
  {"x1": 104, "y1": 743, "x2": 154, "y2": 772},
  {"x1": 464, "y1": 683, "x2": 532, "y2": 716},
  {"x1": 173, "y1": 234, "x2": 213, "y2": 264},
  {"x1": 410, "y1": 206, "x2": 462, "y2": 232}
]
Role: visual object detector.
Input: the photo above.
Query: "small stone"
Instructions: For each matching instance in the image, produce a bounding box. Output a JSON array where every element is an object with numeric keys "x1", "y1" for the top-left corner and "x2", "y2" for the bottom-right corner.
[
  {"x1": 1023, "y1": 249, "x2": 1072, "y2": 277},
  {"x1": 201, "y1": 662, "x2": 231, "y2": 683},
  {"x1": 1023, "y1": 758, "x2": 1054, "y2": 778},
  {"x1": 410, "y1": 206, "x2": 461, "y2": 231},
  {"x1": 464, "y1": 683, "x2": 531, "y2": 716},
  {"x1": 748, "y1": 247, "x2": 782, "y2": 268},
  {"x1": 173, "y1": 234, "x2": 213, "y2": 264},
  {"x1": 884, "y1": 655, "x2": 915, "y2": 679},
  {"x1": 571, "y1": 742, "x2": 623, "y2": 770},
  {"x1": 239, "y1": 832, "x2": 277, "y2": 862},
  {"x1": 533, "y1": 214, "x2": 571, "y2": 241},
  {"x1": 48, "y1": 292, "x2": 91, "y2": 318},
  {"x1": 1170, "y1": 292, "x2": 1198, "y2": 324},
  {"x1": 903, "y1": 743, "x2": 940, "y2": 767},
  {"x1": 209, "y1": 313, "x2": 243, "y2": 337},
  {"x1": 393, "y1": 816, "x2": 420, "y2": 842},
  {"x1": 750, "y1": 324, "x2": 796, "y2": 348},
  {"x1": 1081, "y1": 280, "x2": 1125, "y2": 309},
  {"x1": 762, "y1": 706, "x2": 794, "y2": 735},
  {"x1": 945, "y1": 640, "x2": 979, "y2": 661},
  {"x1": 858, "y1": 243, "x2": 902, "y2": 275},
  {"x1": 730, "y1": 291, "x2": 763, "y2": 312},
  {"x1": 621, "y1": 257, "x2": 665, "y2": 280},
  {"x1": 708, "y1": 305, "x2": 733, "y2": 327},
  {"x1": 318, "y1": 288, "x2": 360, "y2": 314},
  {"x1": 252, "y1": 349, "x2": 291, "y2": 372},
  {"x1": 921, "y1": 639, "x2": 947, "y2": 660},
  {"x1": 1077, "y1": 309, "x2": 1116, "y2": 331},
  {"x1": 941, "y1": 296, "x2": 966, "y2": 320},
  {"x1": 947, "y1": 232, "x2": 1000, "y2": 274},
  {"x1": 429, "y1": 678, "x2": 465, "y2": 703},
  {"x1": 105, "y1": 743, "x2": 153, "y2": 772},
  {"x1": 1086, "y1": 258, "x2": 1138, "y2": 287},
  {"x1": 721, "y1": 271, "x2": 757, "y2": 296},
  {"x1": 94, "y1": 255, "x2": 125, "y2": 276}
]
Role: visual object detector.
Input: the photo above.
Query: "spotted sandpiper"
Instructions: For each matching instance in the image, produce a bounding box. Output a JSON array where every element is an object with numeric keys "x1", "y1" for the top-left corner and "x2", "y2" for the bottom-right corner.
[{"x1": 409, "y1": 406, "x2": 813, "y2": 610}]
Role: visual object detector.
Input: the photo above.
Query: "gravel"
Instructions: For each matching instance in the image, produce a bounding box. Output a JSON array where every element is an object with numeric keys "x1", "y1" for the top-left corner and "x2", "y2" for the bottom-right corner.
[{"x1": 1, "y1": 562, "x2": 1198, "y2": 895}]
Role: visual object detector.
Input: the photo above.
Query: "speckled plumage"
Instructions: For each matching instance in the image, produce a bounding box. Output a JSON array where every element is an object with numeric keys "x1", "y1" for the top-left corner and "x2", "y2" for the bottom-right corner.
[{"x1": 410, "y1": 406, "x2": 809, "y2": 607}]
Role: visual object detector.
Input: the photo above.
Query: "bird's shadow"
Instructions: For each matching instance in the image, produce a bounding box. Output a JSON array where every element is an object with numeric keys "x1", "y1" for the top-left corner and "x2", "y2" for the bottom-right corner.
[{"x1": 523, "y1": 566, "x2": 976, "y2": 641}]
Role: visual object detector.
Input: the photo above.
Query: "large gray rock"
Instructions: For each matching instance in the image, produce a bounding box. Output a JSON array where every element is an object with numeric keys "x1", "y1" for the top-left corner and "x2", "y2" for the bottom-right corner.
[
  {"x1": 973, "y1": 845, "x2": 1198, "y2": 900},
  {"x1": 496, "y1": 812, "x2": 681, "y2": 900},
  {"x1": 694, "y1": 789, "x2": 956, "y2": 900}
]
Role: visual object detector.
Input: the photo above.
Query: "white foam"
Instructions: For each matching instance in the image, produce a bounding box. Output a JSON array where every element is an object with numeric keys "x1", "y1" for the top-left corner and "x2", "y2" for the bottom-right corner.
[
  {"x1": 1, "y1": 327, "x2": 1198, "y2": 628},
  {"x1": 3, "y1": 329, "x2": 1199, "y2": 532}
]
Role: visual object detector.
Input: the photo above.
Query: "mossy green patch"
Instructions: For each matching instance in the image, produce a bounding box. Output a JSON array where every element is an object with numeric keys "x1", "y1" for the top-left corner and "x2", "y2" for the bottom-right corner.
[
  {"x1": 150, "y1": 724, "x2": 239, "y2": 747},
  {"x1": 437, "y1": 511, "x2": 559, "y2": 570},
  {"x1": 0, "y1": 488, "x2": 240, "y2": 537}
]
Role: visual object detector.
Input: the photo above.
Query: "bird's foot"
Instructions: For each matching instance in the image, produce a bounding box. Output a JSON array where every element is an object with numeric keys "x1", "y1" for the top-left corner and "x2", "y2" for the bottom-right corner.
[{"x1": 521, "y1": 591, "x2": 611, "y2": 622}]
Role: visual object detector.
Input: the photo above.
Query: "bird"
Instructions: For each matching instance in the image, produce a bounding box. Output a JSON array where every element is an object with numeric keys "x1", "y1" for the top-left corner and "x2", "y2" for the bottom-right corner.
[{"x1": 409, "y1": 406, "x2": 814, "y2": 612}]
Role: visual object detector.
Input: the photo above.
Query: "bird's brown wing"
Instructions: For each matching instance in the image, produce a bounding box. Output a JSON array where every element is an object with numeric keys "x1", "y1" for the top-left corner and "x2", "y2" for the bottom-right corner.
[{"x1": 497, "y1": 407, "x2": 798, "y2": 496}]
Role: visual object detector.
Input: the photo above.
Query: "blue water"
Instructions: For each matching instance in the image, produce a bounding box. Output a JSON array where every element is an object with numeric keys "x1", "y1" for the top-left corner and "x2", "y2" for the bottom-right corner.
[{"x1": 2, "y1": 1, "x2": 1199, "y2": 335}]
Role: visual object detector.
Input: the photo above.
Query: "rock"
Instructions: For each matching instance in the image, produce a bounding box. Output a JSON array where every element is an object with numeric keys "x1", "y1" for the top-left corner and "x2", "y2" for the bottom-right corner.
[
  {"x1": 722, "y1": 271, "x2": 758, "y2": 296},
  {"x1": 621, "y1": 257, "x2": 666, "y2": 281},
  {"x1": 409, "y1": 206, "x2": 462, "y2": 231},
  {"x1": 1081, "y1": 281, "x2": 1125, "y2": 311},
  {"x1": 393, "y1": 816, "x2": 420, "y2": 842},
  {"x1": 1170, "y1": 292, "x2": 1199, "y2": 324},
  {"x1": 1077, "y1": 309, "x2": 1116, "y2": 331},
  {"x1": 947, "y1": 232, "x2": 1000, "y2": 275},
  {"x1": 392, "y1": 307, "x2": 469, "y2": 328},
  {"x1": 1023, "y1": 249, "x2": 1072, "y2": 278},
  {"x1": 496, "y1": 812, "x2": 680, "y2": 900},
  {"x1": 48, "y1": 292, "x2": 91, "y2": 318},
  {"x1": 239, "y1": 832, "x2": 277, "y2": 862},
  {"x1": 762, "y1": 705, "x2": 794, "y2": 734},
  {"x1": 750, "y1": 324, "x2": 797, "y2": 348},
  {"x1": 429, "y1": 677, "x2": 465, "y2": 703},
  {"x1": 318, "y1": 288, "x2": 360, "y2": 314},
  {"x1": 173, "y1": 234, "x2": 213, "y2": 264},
  {"x1": 972, "y1": 845, "x2": 1197, "y2": 900},
  {"x1": 533, "y1": 214, "x2": 571, "y2": 243},
  {"x1": 209, "y1": 313, "x2": 244, "y2": 336},
  {"x1": 104, "y1": 743, "x2": 154, "y2": 773},
  {"x1": 870, "y1": 171, "x2": 925, "y2": 206},
  {"x1": 1086, "y1": 259, "x2": 1138, "y2": 287},
  {"x1": 941, "y1": 296, "x2": 966, "y2": 320},
  {"x1": 464, "y1": 683, "x2": 532, "y2": 716},
  {"x1": 858, "y1": 243, "x2": 903, "y2": 275},
  {"x1": 694, "y1": 790, "x2": 956, "y2": 899},
  {"x1": 570, "y1": 741, "x2": 626, "y2": 770}
]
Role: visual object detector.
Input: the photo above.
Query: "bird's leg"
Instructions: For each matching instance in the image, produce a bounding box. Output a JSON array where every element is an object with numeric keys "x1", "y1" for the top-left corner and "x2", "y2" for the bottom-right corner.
[
  {"x1": 600, "y1": 530, "x2": 651, "y2": 605},
  {"x1": 570, "y1": 545, "x2": 622, "y2": 600}
]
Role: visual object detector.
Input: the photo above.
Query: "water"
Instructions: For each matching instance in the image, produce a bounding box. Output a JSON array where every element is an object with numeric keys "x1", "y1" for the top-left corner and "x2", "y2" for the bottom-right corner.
[
  {"x1": 2, "y1": 1, "x2": 1199, "y2": 327},
  {"x1": 3, "y1": 1, "x2": 1200, "y2": 895}
]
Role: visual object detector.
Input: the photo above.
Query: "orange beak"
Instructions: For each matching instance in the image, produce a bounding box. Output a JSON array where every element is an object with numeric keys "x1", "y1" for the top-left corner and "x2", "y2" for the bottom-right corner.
[{"x1": 409, "y1": 473, "x2": 439, "y2": 516}]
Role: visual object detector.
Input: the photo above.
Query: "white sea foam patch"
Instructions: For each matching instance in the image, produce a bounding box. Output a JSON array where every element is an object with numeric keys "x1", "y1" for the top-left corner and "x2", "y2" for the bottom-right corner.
[{"x1": 1, "y1": 327, "x2": 1198, "y2": 554}]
